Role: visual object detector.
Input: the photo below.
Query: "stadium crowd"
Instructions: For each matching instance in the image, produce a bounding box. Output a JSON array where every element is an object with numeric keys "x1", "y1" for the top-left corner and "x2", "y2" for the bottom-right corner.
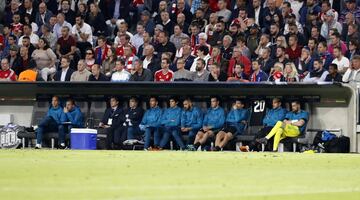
[{"x1": 0, "y1": 0, "x2": 360, "y2": 83}]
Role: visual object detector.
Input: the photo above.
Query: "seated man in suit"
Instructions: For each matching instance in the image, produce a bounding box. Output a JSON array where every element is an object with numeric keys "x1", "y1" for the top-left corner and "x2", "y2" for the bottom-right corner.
[
  {"x1": 53, "y1": 57, "x2": 75, "y2": 81},
  {"x1": 99, "y1": 96, "x2": 126, "y2": 149},
  {"x1": 123, "y1": 96, "x2": 144, "y2": 140}
]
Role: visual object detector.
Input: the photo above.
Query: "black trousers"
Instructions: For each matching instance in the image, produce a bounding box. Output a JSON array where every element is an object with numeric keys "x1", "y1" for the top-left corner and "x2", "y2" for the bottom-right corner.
[
  {"x1": 249, "y1": 126, "x2": 274, "y2": 151},
  {"x1": 106, "y1": 126, "x2": 127, "y2": 150}
]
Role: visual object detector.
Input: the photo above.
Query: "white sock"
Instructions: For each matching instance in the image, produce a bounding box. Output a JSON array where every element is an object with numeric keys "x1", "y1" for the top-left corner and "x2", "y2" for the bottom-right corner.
[{"x1": 36, "y1": 144, "x2": 42, "y2": 148}]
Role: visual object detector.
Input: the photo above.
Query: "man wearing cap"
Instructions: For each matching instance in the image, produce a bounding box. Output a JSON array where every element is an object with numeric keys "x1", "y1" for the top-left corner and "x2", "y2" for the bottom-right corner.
[
  {"x1": 140, "y1": 10, "x2": 155, "y2": 36},
  {"x1": 321, "y1": 9, "x2": 342, "y2": 40},
  {"x1": 339, "y1": 0, "x2": 360, "y2": 24},
  {"x1": 0, "y1": 58, "x2": 17, "y2": 81}
]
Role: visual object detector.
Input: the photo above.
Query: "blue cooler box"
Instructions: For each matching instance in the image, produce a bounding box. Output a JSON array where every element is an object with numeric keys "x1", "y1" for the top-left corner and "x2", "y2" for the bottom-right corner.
[{"x1": 71, "y1": 128, "x2": 97, "y2": 150}]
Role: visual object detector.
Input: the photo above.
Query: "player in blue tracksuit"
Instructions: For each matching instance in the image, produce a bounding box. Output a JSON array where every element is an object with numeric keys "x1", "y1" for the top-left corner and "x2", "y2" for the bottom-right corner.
[
  {"x1": 36, "y1": 96, "x2": 66, "y2": 149},
  {"x1": 193, "y1": 97, "x2": 225, "y2": 150},
  {"x1": 140, "y1": 97, "x2": 163, "y2": 150},
  {"x1": 242, "y1": 98, "x2": 288, "y2": 152},
  {"x1": 180, "y1": 98, "x2": 203, "y2": 147},
  {"x1": 158, "y1": 97, "x2": 184, "y2": 149},
  {"x1": 214, "y1": 100, "x2": 249, "y2": 151},
  {"x1": 62, "y1": 99, "x2": 84, "y2": 148}
]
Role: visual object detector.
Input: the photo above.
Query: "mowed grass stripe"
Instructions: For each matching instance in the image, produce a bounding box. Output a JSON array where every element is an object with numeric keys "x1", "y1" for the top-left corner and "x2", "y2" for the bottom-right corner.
[{"x1": 0, "y1": 150, "x2": 359, "y2": 200}]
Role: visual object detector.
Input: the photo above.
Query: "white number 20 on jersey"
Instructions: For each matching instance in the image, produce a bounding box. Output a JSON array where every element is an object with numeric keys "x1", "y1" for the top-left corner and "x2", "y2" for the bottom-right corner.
[{"x1": 254, "y1": 100, "x2": 265, "y2": 113}]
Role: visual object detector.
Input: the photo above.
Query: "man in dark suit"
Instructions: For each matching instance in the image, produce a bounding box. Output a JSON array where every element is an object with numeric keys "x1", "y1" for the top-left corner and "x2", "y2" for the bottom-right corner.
[
  {"x1": 53, "y1": 57, "x2": 74, "y2": 82},
  {"x1": 99, "y1": 0, "x2": 131, "y2": 23},
  {"x1": 99, "y1": 96, "x2": 126, "y2": 150},
  {"x1": 35, "y1": 3, "x2": 53, "y2": 31}
]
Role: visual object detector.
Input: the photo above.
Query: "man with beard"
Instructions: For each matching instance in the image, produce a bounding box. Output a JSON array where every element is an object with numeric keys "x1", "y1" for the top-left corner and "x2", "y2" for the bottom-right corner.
[{"x1": 303, "y1": 59, "x2": 329, "y2": 83}]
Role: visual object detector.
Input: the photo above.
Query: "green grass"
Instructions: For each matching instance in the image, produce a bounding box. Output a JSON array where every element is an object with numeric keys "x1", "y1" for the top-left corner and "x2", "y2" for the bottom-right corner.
[{"x1": 0, "y1": 150, "x2": 360, "y2": 200}]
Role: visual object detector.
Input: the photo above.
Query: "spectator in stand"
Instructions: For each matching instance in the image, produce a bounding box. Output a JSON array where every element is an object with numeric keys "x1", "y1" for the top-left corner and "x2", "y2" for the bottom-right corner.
[
  {"x1": 115, "y1": 34, "x2": 136, "y2": 58},
  {"x1": 72, "y1": 14, "x2": 93, "y2": 58},
  {"x1": 123, "y1": 46, "x2": 139, "y2": 72},
  {"x1": 137, "y1": 32, "x2": 152, "y2": 58},
  {"x1": 193, "y1": 96, "x2": 225, "y2": 151},
  {"x1": 41, "y1": 24, "x2": 57, "y2": 51},
  {"x1": 173, "y1": 58, "x2": 194, "y2": 81},
  {"x1": 140, "y1": 10, "x2": 155, "y2": 36},
  {"x1": 209, "y1": 21, "x2": 228, "y2": 47},
  {"x1": 130, "y1": 22, "x2": 145, "y2": 53},
  {"x1": 53, "y1": 57, "x2": 75, "y2": 82},
  {"x1": 190, "y1": 45, "x2": 211, "y2": 72},
  {"x1": 102, "y1": 47, "x2": 117, "y2": 77},
  {"x1": 18, "y1": 24, "x2": 39, "y2": 47},
  {"x1": 192, "y1": 32, "x2": 211, "y2": 57},
  {"x1": 216, "y1": 0, "x2": 231, "y2": 23},
  {"x1": 170, "y1": 24, "x2": 190, "y2": 50},
  {"x1": 284, "y1": 62, "x2": 300, "y2": 82},
  {"x1": 141, "y1": 97, "x2": 163, "y2": 150},
  {"x1": 70, "y1": 60, "x2": 91, "y2": 82},
  {"x1": 296, "y1": 47, "x2": 313, "y2": 79},
  {"x1": 10, "y1": 12, "x2": 23, "y2": 38},
  {"x1": 325, "y1": 63, "x2": 343, "y2": 82},
  {"x1": 171, "y1": 0, "x2": 193, "y2": 25},
  {"x1": 0, "y1": 58, "x2": 17, "y2": 81},
  {"x1": 88, "y1": 64, "x2": 110, "y2": 81},
  {"x1": 1, "y1": 34, "x2": 16, "y2": 60},
  {"x1": 99, "y1": 0, "x2": 131, "y2": 35},
  {"x1": 321, "y1": 10, "x2": 342, "y2": 40},
  {"x1": 160, "y1": 11, "x2": 175, "y2": 36},
  {"x1": 155, "y1": 58, "x2": 174, "y2": 82},
  {"x1": 310, "y1": 26, "x2": 326, "y2": 44},
  {"x1": 227, "y1": 46, "x2": 252, "y2": 79},
  {"x1": 250, "y1": 60, "x2": 269, "y2": 82},
  {"x1": 85, "y1": 3, "x2": 107, "y2": 37},
  {"x1": 4, "y1": 0, "x2": 21, "y2": 26},
  {"x1": 208, "y1": 63, "x2": 227, "y2": 82},
  {"x1": 303, "y1": 59, "x2": 329, "y2": 83},
  {"x1": 60, "y1": 0, "x2": 76, "y2": 25},
  {"x1": 21, "y1": 36, "x2": 36, "y2": 58},
  {"x1": 53, "y1": 13, "x2": 72, "y2": 39},
  {"x1": 31, "y1": 38, "x2": 57, "y2": 81},
  {"x1": 227, "y1": 63, "x2": 248, "y2": 82},
  {"x1": 142, "y1": 45, "x2": 160, "y2": 74},
  {"x1": 155, "y1": 31, "x2": 177, "y2": 61},
  {"x1": 328, "y1": 32, "x2": 348, "y2": 56},
  {"x1": 275, "y1": 46, "x2": 290, "y2": 67},
  {"x1": 35, "y1": 3, "x2": 53, "y2": 30},
  {"x1": 193, "y1": 58, "x2": 210, "y2": 82},
  {"x1": 18, "y1": 46, "x2": 30, "y2": 75},
  {"x1": 7, "y1": 45, "x2": 22, "y2": 76},
  {"x1": 84, "y1": 48, "x2": 96, "y2": 71},
  {"x1": 129, "y1": 59, "x2": 154, "y2": 82},
  {"x1": 179, "y1": 43, "x2": 195, "y2": 71},
  {"x1": 346, "y1": 39, "x2": 360, "y2": 61},
  {"x1": 339, "y1": 0, "x2": 360, "y2": 24},
  {"x1": 114, "y1": 21, "x2": 134, "y2": 47},
  {"x1": 343, "y1": 55, "x2": 360, "y2": 83},
  {"x1": 332, "y1": 46, "x2": 350, "y2": 74},
  {"x1": 94, "y1": 36, "x2": 111, "y2": 65},
  {"x1": 18, "y1": 59, "x2": 43, "y2": 82},
  {"x1": 111, "y1": 59, "x2": 131, "y2": 82},
  {"x1": 285, "y1": 34, "x2": 302, "y2": 62},
  {"x1": 268, "y1": 62, "x2": 285, "y2": 82},
  {"x1": 317, "y1": 41, "x2": 334, "y2": 70},
  {"x1": 255, "y1": 34, "x2": 272, "y2": 59},
  {"x1": 56, "y1": 26, "x2": 76, "y2": 61},
  {"x1": 259, "y1": 47, "x2": 275, "y2": 75},
  {"x1": 262, "y1": 0, "x2": 282, "y2": 33}
]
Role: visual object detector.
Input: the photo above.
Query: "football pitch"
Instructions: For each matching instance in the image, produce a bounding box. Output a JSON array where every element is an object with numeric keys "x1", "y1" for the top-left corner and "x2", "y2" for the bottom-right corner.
[{"x1": 0, "y1": 150, "x2": 359, "y2": 200}]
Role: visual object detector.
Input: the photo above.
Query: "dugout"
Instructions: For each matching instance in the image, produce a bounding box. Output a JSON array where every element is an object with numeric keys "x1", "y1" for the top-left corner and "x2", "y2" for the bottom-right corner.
[{"x1": 0, "y1": 82, "x2": 358, "y2": 152}]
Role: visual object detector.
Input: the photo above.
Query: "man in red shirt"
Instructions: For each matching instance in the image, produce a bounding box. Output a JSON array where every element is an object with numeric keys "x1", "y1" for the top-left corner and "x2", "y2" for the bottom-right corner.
[
  {"x1": 116, "y1": 34, "x2": 136, "y2": 58},
  {"x1": 227, "y1": 46, "x2": 251, "y2": 79},
  {"x1": 0, "y1": 58, "x2": 17, "y2": 81},
  {"x1": 285, "y1": 34, "x2": 302, "y2": 62},
  {"x1": 0, "y1": 34, "x2": 4, "y2": 51},
  {"x1": 56, "y1": 26, "x2": 76, "y2": 59},
  {"x1": 155, "y1": 58, "x2": 174, "y2": 82}
]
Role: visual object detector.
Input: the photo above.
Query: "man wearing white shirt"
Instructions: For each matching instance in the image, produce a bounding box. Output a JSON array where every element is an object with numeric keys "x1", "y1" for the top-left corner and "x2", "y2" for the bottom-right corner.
[
  {"x1": 18, "y1": 24, "x2": 39, "y2": 47},
  {"x1": 72, "y1": 14, "x2": 93, "y2": 57},
  {"x1": 303, "y1": 59, "x2": 329, "y2": 83},
  {"x1": 130, "y1": 23, "x2": 145, "y2": 53},
  {"x1": 343, "y1": 55, "x2": 360, "y2": 83},
  {"x1": 332, "y1": 46, "x2": 350, "y2": 74},
  {"x1": 111, "y1": 59, "x2": 131, "y2": 82}
]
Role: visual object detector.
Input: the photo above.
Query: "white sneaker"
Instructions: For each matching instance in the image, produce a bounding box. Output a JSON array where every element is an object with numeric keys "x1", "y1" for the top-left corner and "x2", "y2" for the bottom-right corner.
[{"x1": 35, "y1": 144, "x2": 42, "y2": 149}]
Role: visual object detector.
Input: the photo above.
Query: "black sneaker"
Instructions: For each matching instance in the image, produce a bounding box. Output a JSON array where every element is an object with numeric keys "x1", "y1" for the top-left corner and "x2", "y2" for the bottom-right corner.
[
  {"x1": 256, "y1": 137, "x2": 268, "y2": 145},
  {"x1": 58, "y1": 145, "x2": 67, "y2": 149}
]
